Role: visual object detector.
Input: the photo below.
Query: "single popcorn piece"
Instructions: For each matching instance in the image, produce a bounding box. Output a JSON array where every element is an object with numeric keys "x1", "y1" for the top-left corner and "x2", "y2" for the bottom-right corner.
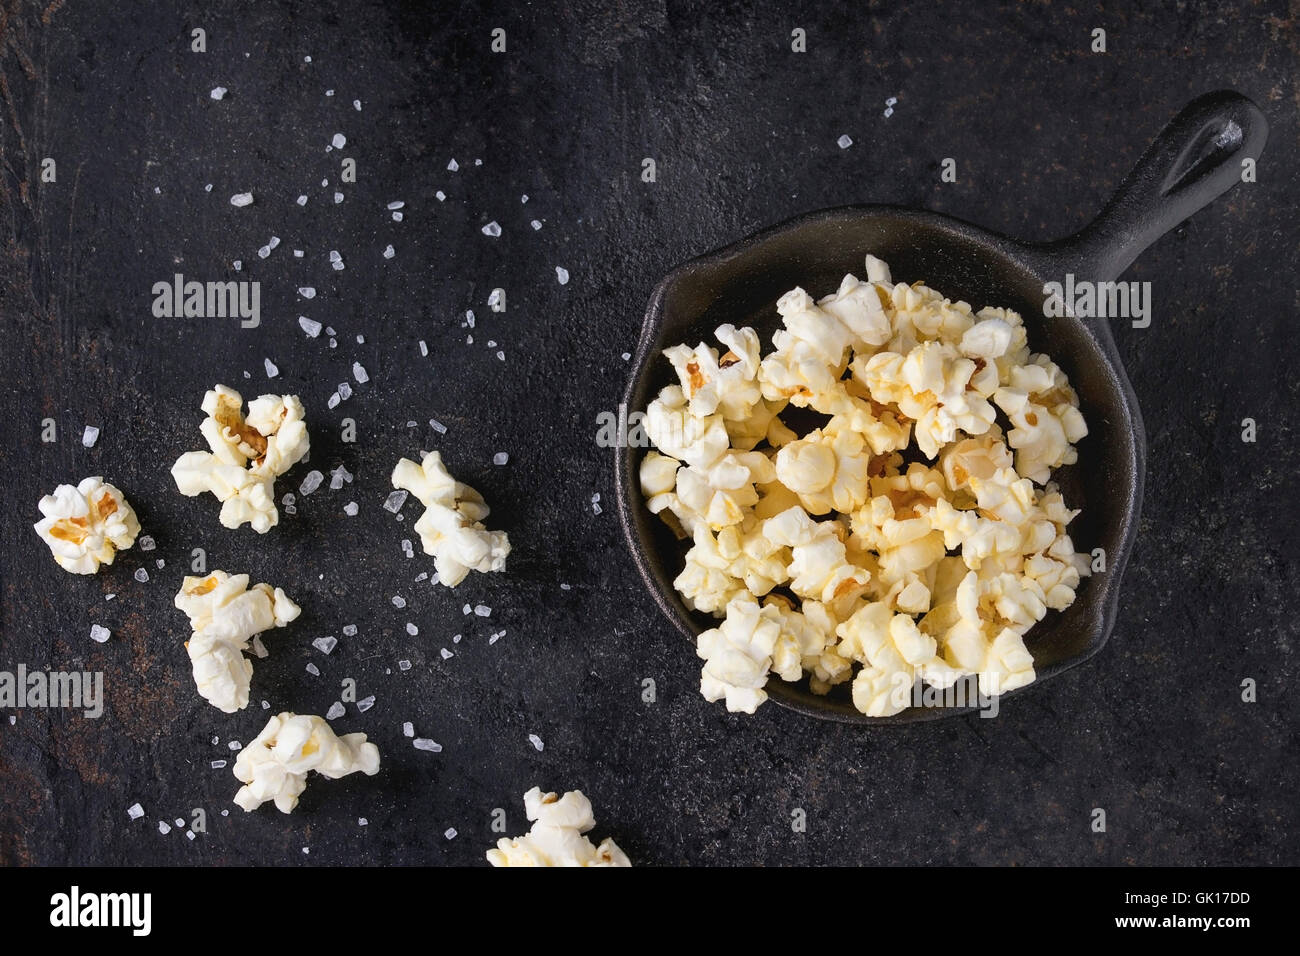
[
  {"x1": 175, "y1": 571, "x2": 301, "y2": 713},
  {"x1": 171, "y1": 385, "x2": 310, "y2": 532},
  {"x1": 638, "y1": 252, "x2": 1089, "y2": 717},
  {"x1": 486, "y1": 787, "x2": 631, "y2": 867},
  {"x1": 34, "y1": 478, "x2": 140, "y2": 574},
  {"x1": 232, "y1": 712, "x2": 380, "y2": 813},
  {"x1": 391, "y1": 451, "x2": 510, "y2": 587}
]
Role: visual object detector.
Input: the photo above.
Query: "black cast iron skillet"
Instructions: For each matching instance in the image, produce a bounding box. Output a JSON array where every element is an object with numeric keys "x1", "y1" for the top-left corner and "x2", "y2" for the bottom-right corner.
[{"x1": 617, "y1": 91, "x2": 1267, "y2": 723}]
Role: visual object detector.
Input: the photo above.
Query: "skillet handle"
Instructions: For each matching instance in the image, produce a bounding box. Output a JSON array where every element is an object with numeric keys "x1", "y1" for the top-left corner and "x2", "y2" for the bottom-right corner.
[{"x1": 1043, "y1": 90, "x2": 1268, "y2": 281}]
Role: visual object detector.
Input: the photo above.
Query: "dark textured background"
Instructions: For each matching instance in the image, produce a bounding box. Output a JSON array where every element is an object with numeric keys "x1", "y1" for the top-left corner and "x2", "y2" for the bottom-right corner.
[{"x1": 1, "y1": 0, "x2": 1296, "y2": 866}]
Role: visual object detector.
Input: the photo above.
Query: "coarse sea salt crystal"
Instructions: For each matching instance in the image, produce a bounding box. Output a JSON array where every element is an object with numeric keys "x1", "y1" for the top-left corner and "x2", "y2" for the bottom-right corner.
[
  {"x1": 138, "y1": 535, "x2": 156, "y2": 551},
  {"x1": 338, "y1": 382, "x2": 353, "y2": 401},
  {"x1": 428, "y1": 417, "x2": 446, "y2": 434},
  {"x1": 127, "y1": 802, "x2": 144, "y2": 820},
  {"x1": 357, "y1": 695, "x2": 375, "y2": 713},
  {"x1": 357, "y1": 334, "x2": 365, "y2": 344},
  {"x1": 358, "y1": 817, "x2": 368, "y2": 827},
  {"x1": 334, "y1": 192, "x2": 344, "y2": 204},
  {"x1": 306, "y1": 663, "x2": 321, "y2": 676},
  {"x1": 158, "y1": 821, "x2": 172, "y2": 835},
  {"x1": 474, "y1": 604, "x2": 491, "y2": 617},
  {"x1": 344, "y1": 501, "x2": 358, "y2": 516},
  {"x1": 299, "y1": 287, "x2": 316, "y2": 299},
  {"x1": 251, "y1": 635, "x2": 268, "y2": 658},
  {"x1": 155, "y1": 559, "x2": 165, "y2": 569},
  {"x1": 496, "y1": 351, "x2": 505, "y2": 361},
  {"x1": 300, "y1": 470, "x2": 324, "y2": 495},
  {"x1": 520, "y1": 194, "x2": 529, "y2": 204},
  {"x1": 332, "y1": 133, "x2": 346, "y2": 149},
  {"x1": 210, "y1": 86, "x2": 227, "y2": 100},
  {"x1": 415, "y1": 572, "x2": 428, "y2": 582},
  {"x1": 388, "y1": 201, "x2": 406, "y2": 213},
  {"x1": 230, "y1": 192, "x2": 253, "y2": 207},
  {"x1": 481, "y1": 221, "x2": 501, "y2": 237},
  {"x1": 391, "y1": 211, "x2": 403, "y2": 221},
  {"x1": 528, "y1": 734, "x2": 544, "y2": 752},
  {"x1": 452, "y1": 633, "x2": 462, "y2": 643},
  {"x1": 621, "y1": 351, "x2": 631, "y2": 361},
  {"x1": 327, "y1": 391, "x2": 341, "y2": 410},
  {"x1": 296, "y1": 194, "x2": 308, "y2": 206},
  {"x1": 403, "y1": 721, "x2": 414, "y2": 737},
  {"x1": 440, "y1": 648, "x2": 453, "y2": 660},
  {"x1": 175, "y1": 818, "x2": 185, "y2": 828},
  {"x1": 487, "y1": 288, "x2": 504, "y2": 309},
  {"x1": 352, "y1": 362, "x2": 369, "y2": 384},
  {"x1": 555, "y1": 266, "x2": 570, "y2": 285},
  {"x1": 444, "y1": 828, "x2": 457, "y2": 840},
  {"x1": 383, "y1": 244, "x2": 395, "y2": 259},
  {"x1": 313, "y1": 636, "x2": 337, "y2": 654},
  {"x1": 211, "y1": 758, "x2": 227, "y2": 769},
  {"x1": 435, "y1": 190, "x2": 446, "y2": 201},
  {"x1": 530, "y1": 219, "x2": 542, "y2": 230},
  {"x1": 264, "y1": 358, "x2": 279, "y2": 378},
  {"x1": 398, "y1": 660, "x2": 412, "y2": 671},
  {"x1": 391, "y1": 595, "x2": 407, "y2": 609},
  {"x1": 492, "y1": 452, "x2": 508, "y2": 466},
  {"x1": 419, "y1": 340, "x2": 429, "y2": 357},
  {"x1": 228, "y1": 740, "x2": 242, "y2": 751},
  {"x1": 326, "y1": 701, "x2": 345, "y2": 720},
  {"x1": 384, "y1": 490, "x2": 408, "y2": 513},
  {"x1": 90, "y1": 624, "x2": 111, "y2": 643},
  {"x1": 413, "y1": 738, "x2": 442, "y2": 752},
  {"x1": 82, "y1": 425, "x2": 100, "y2": 447},
  {"x1": 233, "y1": 260, "x2": 242, "y2": 271},
  {"x1": 261, "y1": 700, "x2": 270, "y2": 709},
  {"x1": 405, "y1": 622, "x2": 418, "y2": 636},
  {"x1": 257, "y1": 244, "x2": 272, "y2": 259},
  {"x1": 354, "y1": 99, "x2": 361, "y2": 110},
  {"x1": 299, "y1": 316, "x2": 323, "y2": 337},
  {"x1": 837, "y1": 134, "x2": 853, "y2": 149},
  {"x1": 447, "y1": 158, "x2": 459, "y2": 172},
  {"x1": 134, "y1": 568, "x2": 149, "y2": 583},
  {"x1": 343, "y1": 624, "x2": 358, "y2": 637}
]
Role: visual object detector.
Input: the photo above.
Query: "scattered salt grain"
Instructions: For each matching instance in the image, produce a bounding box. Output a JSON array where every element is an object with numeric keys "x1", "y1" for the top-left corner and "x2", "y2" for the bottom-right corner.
[
  {"x1": 299, "y1": 316, "x2": 323, "y2": 338},
  {"x1": 492, "y1": 452, "x2": 509, "y2": 466},
  {"x1": 187, "y1": 831, "x2": 197, "y2": 841},
  {"x1": 90, "y1": 624, "x2": 111, "y2": 643},
  {"x1": 462, "y1": 604, "x2": 471, "y2": 615},
  {"x1": 257, "y1": 244, "x2": 272, "y2": 259},
  {"x1": 405, "y1": 622, "x2": 418, "y2": 636},
  {"x1": 520, "y1": 194, "x2": 529, "y2": 204},
  {"x1": 344, "y1": 501, "x2": 358, "y2": 516},
  {"x1": 230, "y1": 192, "x2": 253, "y2": 207},
  {"x1": 528, "y1": 734, "x2": 544, "y2": 752},
  {"x1": 299, "y1": 470, "x2": 324, "y2": 495},
  {"x1": 261, "y1": 700, "x2": 270, "y2": 709},
  {"x1": 392, "y1": 211, "x2": 404, "y2": 222},
  {"x1": 591, "y1": 492, "x2": 603, "y2": 515},
  {"x1": 264, "y1": 358, "x2": 279, "y2": 378},
  {"x1": 353, "y1": 99, "x2": 362, "y2": 110},
  {"x1": 134, "y1": 568, "x2": 149, "y2": 583},
  {"x1": 343, "y1": 624, "x2": 358, "y2": 637},
  {"x1": 383, "y1": 244, "x2": 395, "y2": 259},
  {"x1": 306, "y1": 663, "x2": 320, "y2": 676},
  {"x1": 403, "y1": 721, "x2": 414, "y2": 737},
  {"x1": 158, "y1": 822, "x2": 172, "y2": 835},
  {"x1": 621, "y1": 352, "x2": 631, "y2": 361},
  {"x1": 352, "y1": 362, "x2": 369, "y2": 384},
  {"x1": 356, "y1": 334, "x2": 365, "y2": 344},
  {"x1": 251, "y1": 635, "x2": 268, "y2": 658},
  {"x1": 82, "y1": 425, "x2": 100, "y2": 447},
  {"x1": 530, "y1": 219, "x2": 542, "y2": 230},
  {"x1": 487, "y1": 288, "x2": 504, "y2": 310},
  {"x1": 555, "y1": 266, "x2": 570, "y2": 285},
  {"x1": 440, "y1": 648, "x2": 453, "y2": 660},
  {"x1": 210, "y1": 759, "x2": 226, "y2": 769},
  {"x1": 358, "y1": 817, "x2": 368, "y2": 827},
  {"x1": 481, "y1": 221, "x2": 501, "y2": 237},
  {"x1": 399, "y1": 660, "x2": 412, "y2": 672},
  {"x1": 419, "y1": 340, "x2": 429, "y2": 357},
  {"x1": 228, "y1": 740, "x2": 242, "y2": 751},
  {"x1": 435, "y1": 190, "x2": 446, "y2": 201},
  {"x1": 329, "y1": 249, "x2": 345, "y2": 270},
  {"x1": 331, "y1": 133, "x2": 346, "y2": 149},
  {"x1": 444, "y1": 828, "x2": 457, "y2": 840},
  {"x1": 496, "y1": 350, "x2": 505, "y2": 361},
  {"x1": 383, "y1": 490, "x2": 408, "y2": 513},
  {"x1": 298, "y1": 287, "x2": 316, "y2": 299},
  {"x1": 296, "y1": 194, "x2": 308, "y2": 206},
  {"x1": 488, "y1": 631, "x2": 503, "y2": 645},
  {"x1": 474, "y1": 604, "x2": 491, "y2": 617},
  {"x1": 233, "y1": 260, "x2": 242, "y2": 271},
  {"x1": 837, "y1": 134, "x2": 853, "y2": 149},
  {"x1": 428, "y1": 417, "x2": 447, "y2": 434},
  {"x1": 175, "y1": 818, "x2": 185, "y2": 828},
  {"x1": 326, "y1": 701, "x2": 345, "y2": 720},
  {"x1": 313, "y1": 636, "x2": 337, "y2": 655},
  {"x1": 413, "y1": 738, "x2": 442, "y2": 752},
  {"x1": 391, "y1": 595, "x2": 407, "y2": 609},
  {"x1": 338, "y1": 382, "x2": 353, "y2": 401},
  {"x1": 293, "y1": 249, "x2": 303, "y2": 257},
  {"x1": 453, "y1": 633, "x2": 462, "y2": 643},
  {"x1": 357, "y1": 695, "x2": 375, "y2": 713},
  {"x1": 138, "y1": 535, "x2": 156, "y2": 552},
  {"x1": 155, "y1": 558, "x2": 165, "y2": 569},
  {"x1": 415, "y1": 572, "x2": 428, "y2": 582},
  {"x1": 334, "y1": 191, "x2": 344, "y2": 204},
  {"x1": 447, "y1": 158, "x2": 459, "y2": 171},
  {"x1": 127, "y1": 802, "x2": 144, "y2": 820}
]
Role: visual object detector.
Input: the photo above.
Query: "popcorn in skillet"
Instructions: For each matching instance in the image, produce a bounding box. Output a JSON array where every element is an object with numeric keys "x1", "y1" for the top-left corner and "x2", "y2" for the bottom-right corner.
[
  {"x1": 171, "y1": 385, "x2": 309, "y2": 532},
  {"x1": 391, "y1": 451, "x2": 510, "y2": 587},
  {"x1": 232, "y1": 712, "x2": 380, "y2": 813},
  {"x1": 487, "y1": 787, "x2": 631, "y2": 867},
  {"x1": 34, "y1": 478, "x2": 140, "y2": 573},
  {"x1": 639, "y1": 252, "x2": 1090, "y2": 717},
  {"x1": 174, "y1": 571, "x2": 301, "y2": 712}
]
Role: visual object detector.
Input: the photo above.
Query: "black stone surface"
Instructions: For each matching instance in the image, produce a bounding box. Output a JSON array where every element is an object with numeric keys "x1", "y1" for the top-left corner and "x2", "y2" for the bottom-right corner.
[{"x1": 1, "y1": 0, "x2": 1296, "y2": 866}]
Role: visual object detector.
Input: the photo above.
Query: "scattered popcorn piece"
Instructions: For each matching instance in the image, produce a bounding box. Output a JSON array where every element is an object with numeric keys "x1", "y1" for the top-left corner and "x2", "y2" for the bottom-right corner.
[
  {"x1": 34, "y1": 478, "x2": 140, "y2": 574},
  {"x1": 232, "y1": 712, "x2": 380, "y2": 813},
  {"x1": 391, "y1": 451, "x2": 510, "y2": 587},
  {"x1": 171, "y1": 385, "x2": 310, "y2": 532},
  {"x1": 174, "y1": 571, "x2": 301, "y2": 712},
  {"x1": 486, "y1": 788, "x2": 630, "y2": 867}
]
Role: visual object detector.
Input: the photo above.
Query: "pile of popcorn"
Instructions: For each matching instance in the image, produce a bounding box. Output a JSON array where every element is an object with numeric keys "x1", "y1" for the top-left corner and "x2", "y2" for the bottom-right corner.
[{"x1": 639, "y1": 254, "x2": 1090, "y2": 717}]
